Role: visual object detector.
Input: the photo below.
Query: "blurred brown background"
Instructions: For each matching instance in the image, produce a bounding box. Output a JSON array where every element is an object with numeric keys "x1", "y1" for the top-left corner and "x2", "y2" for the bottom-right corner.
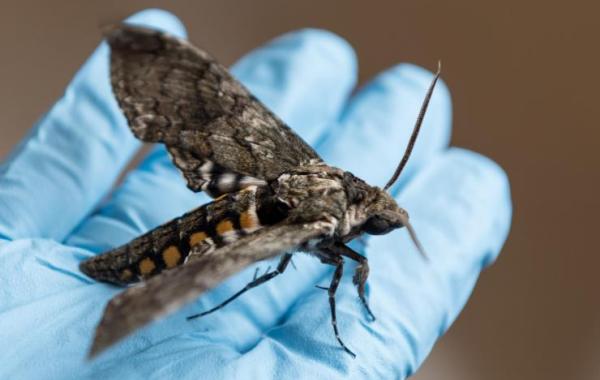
[{"x1": 1, "y1": 1, "x2": 598, "y2": 379}]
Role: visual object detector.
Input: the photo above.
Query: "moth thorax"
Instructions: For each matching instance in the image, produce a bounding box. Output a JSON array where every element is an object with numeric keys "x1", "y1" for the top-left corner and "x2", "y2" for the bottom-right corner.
[
  {"x1": 339, "y1": 204, "x2": 367, "y2": 236},
  {"x1": 277, "y1": 172, "x2": 343, "y2": 196}
]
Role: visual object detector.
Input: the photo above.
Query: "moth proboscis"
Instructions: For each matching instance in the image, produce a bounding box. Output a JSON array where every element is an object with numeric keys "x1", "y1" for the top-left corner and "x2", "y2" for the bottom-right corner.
[{"x1": 80, "y1": 23, "x2": 441, "y2": 359}]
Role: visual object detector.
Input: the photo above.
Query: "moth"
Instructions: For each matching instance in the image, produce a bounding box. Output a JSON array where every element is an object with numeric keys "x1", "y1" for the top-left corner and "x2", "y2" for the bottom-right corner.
[{"x1": 80, "y1": 24, "x2": 441, "y2": 359}]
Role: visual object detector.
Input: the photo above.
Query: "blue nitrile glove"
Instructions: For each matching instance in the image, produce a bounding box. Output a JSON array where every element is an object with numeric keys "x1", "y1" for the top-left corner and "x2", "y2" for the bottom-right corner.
[{"x1": 0, "y1": 9, "x2": 512, "y2": 380}]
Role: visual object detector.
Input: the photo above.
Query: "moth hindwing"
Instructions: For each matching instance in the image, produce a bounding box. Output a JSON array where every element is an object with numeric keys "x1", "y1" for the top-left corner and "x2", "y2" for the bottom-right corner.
[{"x1": 81, "y1": 23, "x2": 441, "y2": 359}]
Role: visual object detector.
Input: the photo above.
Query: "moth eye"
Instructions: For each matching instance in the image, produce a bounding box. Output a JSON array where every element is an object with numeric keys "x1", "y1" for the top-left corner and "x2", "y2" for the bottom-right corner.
[{"x1": 363, "y1": 216, "x2": 393, "y2": 235}]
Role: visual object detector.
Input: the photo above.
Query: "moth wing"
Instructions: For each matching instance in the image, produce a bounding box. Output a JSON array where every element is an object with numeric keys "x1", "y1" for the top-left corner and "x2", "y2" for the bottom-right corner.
[
  {"x1": 107, "y1": 24, "x2": 322, "y2": 195},
  {"x1": 88, "y1": 221, "x2": 331, "y2": 358}
]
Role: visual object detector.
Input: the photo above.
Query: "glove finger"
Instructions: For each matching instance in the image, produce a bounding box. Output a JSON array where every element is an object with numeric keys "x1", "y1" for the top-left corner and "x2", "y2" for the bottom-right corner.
[
  {"x1": 244, "y1": 149, "x2": 511, "y2": 378},
  {"x1": 0, "y1": 9, "x2": 186, "y2": 242},
  {"x1": 319, "y1": 63, "x2": 452, "y2": 190},
  {"x1": 66, "y1": 28, "x2": 357, "y2": 251}
]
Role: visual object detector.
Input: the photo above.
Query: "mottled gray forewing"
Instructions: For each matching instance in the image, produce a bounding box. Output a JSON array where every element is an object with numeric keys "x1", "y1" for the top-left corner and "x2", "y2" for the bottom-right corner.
[
  {"x1": 89, "y1": 221, "x2": 331, "y2": 358},
  {"x1": 107, "y1": 24, "x2": 321, "y2": 191}
]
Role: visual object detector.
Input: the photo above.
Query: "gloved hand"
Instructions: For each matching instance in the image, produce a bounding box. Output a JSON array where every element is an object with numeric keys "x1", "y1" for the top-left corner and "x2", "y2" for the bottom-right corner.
[{"x1": 0, "y1": 9, "x2": 511, "y2": 379}]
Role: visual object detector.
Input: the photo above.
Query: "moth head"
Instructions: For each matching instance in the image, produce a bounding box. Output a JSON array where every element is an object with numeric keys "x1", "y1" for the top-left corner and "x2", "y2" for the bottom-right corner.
[
  {"x1": 362, "y1": 191, "x2": 406, "y2": 235},
  {"x1": 362, "y1": 190, "x2": 428, "y2": 259}
]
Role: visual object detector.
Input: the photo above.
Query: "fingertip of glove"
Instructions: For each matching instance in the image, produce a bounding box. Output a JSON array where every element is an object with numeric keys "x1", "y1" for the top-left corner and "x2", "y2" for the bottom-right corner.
[
  {"x1": 444, "y1": 148, "x2": 513, "y2": 263},
  {"x1": 124, "y1": 8, "x2": 187, "y2": 39},
  {"x1": 275, "y1": 28, "x2": 358, "y2": 84},
  {"x1": 445, "y1": 148, "x2": 511, "y2": 204}
]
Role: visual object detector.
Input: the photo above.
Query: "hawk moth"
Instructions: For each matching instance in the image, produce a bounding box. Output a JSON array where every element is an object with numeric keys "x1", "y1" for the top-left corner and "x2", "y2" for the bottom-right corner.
[{"x1": 80, "y1": 24, "x2": 441, "y2": 359}]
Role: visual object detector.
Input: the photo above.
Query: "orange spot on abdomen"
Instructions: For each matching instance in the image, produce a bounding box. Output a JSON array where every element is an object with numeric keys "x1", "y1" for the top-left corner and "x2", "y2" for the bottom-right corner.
[
  {"x1": 139, "y1": 257, "x2": 156, "y2": 275},
  {"x1": 216, "y1": 219, "x2": 234, "y2": 235},
  {"x1": 189, "y1": 231, "x2": 208, "y2": 246},
  {"x1": 119, "y1": 269, "x2": 133, "y2": 282},
  {"x1": 240, "y1": 211, "x2": 259, "y2": 230},
  {"x1": 162, "y1": 245, "x2": 182, "y2": 268}
]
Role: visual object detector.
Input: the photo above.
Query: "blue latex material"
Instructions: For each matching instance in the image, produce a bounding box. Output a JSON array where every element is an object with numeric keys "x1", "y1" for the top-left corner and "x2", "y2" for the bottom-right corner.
[{"x1": 0, "y1": 9, "x2": 512, "y2": 379}]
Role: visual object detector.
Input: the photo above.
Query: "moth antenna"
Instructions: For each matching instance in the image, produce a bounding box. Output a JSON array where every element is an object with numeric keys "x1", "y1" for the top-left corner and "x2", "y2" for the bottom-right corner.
[
  {"x1": 398, "y1": 212, "x2": 429, "y2": 260},
  {"x1": 383, "y1": 61, "x2": 442, "y2": 191}
]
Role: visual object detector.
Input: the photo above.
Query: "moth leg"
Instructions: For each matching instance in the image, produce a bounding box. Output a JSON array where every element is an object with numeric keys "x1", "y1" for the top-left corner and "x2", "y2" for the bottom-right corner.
[
  {"x1": 187, "y1": 253, "x2": 293, "y2": 320},
  {"x1": 333, "y1": 243, "x2": 376, "y2": 322},
  {"x1": 320, "y1": 255, "x2": 356, "y2": 358},
  {"x1": 252, "y1": 265, "x2": 272, "y2": 281}
]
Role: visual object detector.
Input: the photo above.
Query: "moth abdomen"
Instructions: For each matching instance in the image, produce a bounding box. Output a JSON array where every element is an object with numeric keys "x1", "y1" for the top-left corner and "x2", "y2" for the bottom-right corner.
[
  {"x1": 79, "y1": 217, "x2": 193, "y2": 285},
  {"x1": 80, "y1": 185, "x2": 271, "y2": 285},
  {"x1": 79, "y1": 244, "x2": 137, "y2": 285}
]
